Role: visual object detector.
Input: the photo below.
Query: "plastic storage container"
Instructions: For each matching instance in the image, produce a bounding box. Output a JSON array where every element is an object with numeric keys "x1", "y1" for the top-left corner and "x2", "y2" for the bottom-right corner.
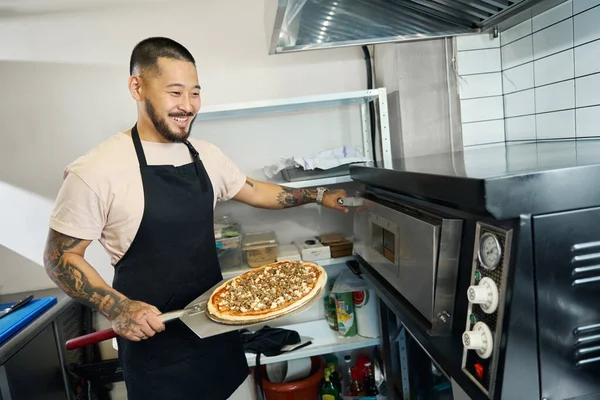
[
  {"x1": 216, "y1": 235, "x2": 242, "y2": 270},
  {"x1": 242, "y1": 231, "x2": 278, "y2": 268},
  {"x1": 214, "y1": 215, "x2": 242, "y2": 270}
]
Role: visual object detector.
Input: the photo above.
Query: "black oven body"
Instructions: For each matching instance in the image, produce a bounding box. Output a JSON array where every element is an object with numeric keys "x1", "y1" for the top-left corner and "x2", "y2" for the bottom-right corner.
[{"x1": 350, "y1": 140, "x2": 600, "y2": 400}]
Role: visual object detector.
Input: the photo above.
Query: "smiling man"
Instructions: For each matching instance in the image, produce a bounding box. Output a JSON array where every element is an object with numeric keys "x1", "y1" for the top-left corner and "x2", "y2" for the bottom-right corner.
[{"x1": 43, "y1": 37, "x2": 347, "y2": 400}]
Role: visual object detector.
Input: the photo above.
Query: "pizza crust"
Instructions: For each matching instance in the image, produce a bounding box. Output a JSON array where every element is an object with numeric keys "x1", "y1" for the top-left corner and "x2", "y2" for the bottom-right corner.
[{"x1": 207, "y1": 261, "x2": 327, "y2": 323}]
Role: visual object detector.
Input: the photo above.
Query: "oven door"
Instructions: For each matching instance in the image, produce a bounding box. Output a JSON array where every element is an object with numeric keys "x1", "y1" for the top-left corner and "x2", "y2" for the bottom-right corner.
[{"x1": 353, "y1": 196, "x2": 462, "y2": 335}]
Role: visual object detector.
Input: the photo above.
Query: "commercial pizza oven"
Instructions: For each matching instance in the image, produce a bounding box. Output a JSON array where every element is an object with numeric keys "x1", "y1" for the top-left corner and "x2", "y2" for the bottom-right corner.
[{"x1": 349, "y1": 139, "x2": 600, "y2": 400}]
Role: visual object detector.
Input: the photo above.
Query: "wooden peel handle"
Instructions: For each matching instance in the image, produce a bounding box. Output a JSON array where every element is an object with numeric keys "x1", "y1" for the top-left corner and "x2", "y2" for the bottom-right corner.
[{"x1": 65, "y1": 328, "x2": 117, "y2": 350}]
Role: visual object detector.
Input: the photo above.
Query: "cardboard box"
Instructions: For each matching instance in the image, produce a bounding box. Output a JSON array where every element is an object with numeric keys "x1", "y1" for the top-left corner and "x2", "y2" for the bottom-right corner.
[{"x1": 293, "y1": 237, "x2": 331, "y2": 261}]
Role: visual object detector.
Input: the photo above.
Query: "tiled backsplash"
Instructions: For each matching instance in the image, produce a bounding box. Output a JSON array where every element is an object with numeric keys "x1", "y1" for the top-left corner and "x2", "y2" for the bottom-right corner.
[
  {"x1": 457, "y1": 0, "x2": 600, "y2": 147},
  {"x1": 456, "y1": 32, "x2": 505, "y2": 146}
]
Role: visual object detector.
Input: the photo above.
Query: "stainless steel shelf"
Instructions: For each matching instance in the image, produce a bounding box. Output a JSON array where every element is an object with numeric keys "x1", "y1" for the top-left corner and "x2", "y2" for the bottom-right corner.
[
  {"x1": 276, "y1": 175, "x2": 355, "y2": 188},
  {"x1": 245, "y1": 319, "x2": 380, "y2": 367},
  {"x1": 195, "y1": 89, "x2": 382, "y2": 121},
  {"x1": 221, "y1": 256, "x2": 356, "y2": 280}
]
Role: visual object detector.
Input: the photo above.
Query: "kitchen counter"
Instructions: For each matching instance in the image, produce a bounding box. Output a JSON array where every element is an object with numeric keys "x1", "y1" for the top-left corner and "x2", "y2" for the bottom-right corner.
[
  {"x1": 0, "y1": 287, "x2": 74, "y2": 365},
  {"x1": 350, "y1": 139, "x2": 600, "y2": 219}
]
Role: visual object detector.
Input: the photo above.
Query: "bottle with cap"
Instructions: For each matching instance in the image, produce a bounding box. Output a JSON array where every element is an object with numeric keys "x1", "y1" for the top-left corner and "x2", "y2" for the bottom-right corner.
[
  {"x1": 350, "y1": 367, "x2": 365, "y2": 396},
  {"x1": 364, "y1": 361, "x2": 379, "y2": 396},
  {"x1": 343, "y1": 355, "x2": 353, "y2": 395},
  {"x1": 327, "y1": 362, "x2": 342, "y2": 394},
  {"x1": 320, "y1": 368, "x2": 341, "y2": 400}
]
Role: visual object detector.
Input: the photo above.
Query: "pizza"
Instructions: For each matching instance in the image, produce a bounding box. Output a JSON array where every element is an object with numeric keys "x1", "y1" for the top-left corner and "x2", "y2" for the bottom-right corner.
[{"x1": 207, "y1": 261, "x2": 327, "y2": 323}]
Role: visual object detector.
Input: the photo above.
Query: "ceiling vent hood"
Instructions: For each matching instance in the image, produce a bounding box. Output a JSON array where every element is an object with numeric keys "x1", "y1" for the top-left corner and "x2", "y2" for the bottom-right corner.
[{"x1": 264, "y1": 0, "x2": 567, "y2": 54}]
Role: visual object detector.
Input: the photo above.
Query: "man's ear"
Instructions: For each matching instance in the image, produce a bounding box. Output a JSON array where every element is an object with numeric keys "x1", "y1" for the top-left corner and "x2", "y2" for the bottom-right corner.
[{"x1": 128, "y1": 75, "x2": 143, "y2": 101}]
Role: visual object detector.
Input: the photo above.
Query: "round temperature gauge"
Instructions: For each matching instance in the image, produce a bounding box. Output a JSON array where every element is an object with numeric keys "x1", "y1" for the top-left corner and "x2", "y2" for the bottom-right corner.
[{"x1": 478, "y1": 232, "x2": 502, "y2": 270}]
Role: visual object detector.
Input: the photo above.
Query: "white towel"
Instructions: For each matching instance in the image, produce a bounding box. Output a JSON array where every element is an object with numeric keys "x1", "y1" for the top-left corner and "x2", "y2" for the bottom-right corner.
[{"x1": 263, "y1": 145, "x2": 369, "y2": 179}]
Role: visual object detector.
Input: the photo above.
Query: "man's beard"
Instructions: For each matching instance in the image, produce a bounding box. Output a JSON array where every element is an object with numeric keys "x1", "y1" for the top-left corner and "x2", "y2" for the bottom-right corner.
[{"x1": 145, "y1": 100, "x2": 195, "y2": 143}]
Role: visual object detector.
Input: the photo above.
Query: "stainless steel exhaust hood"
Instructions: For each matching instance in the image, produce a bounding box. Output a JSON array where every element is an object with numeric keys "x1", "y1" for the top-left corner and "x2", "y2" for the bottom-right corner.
[{"x1": 264, "y1": 0, "x2": 568, "y2": 54}]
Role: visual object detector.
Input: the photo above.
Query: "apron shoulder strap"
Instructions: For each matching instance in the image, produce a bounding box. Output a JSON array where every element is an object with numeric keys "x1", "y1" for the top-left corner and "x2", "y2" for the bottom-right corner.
[{"x1": 131, "y1": 124, "x2": 148, "y2": 167}]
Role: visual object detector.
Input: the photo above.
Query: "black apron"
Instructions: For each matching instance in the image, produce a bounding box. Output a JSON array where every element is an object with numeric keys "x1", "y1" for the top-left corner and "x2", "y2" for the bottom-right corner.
[{"x1": 112, "y1": 125, "x2": 249, "y2": 400}]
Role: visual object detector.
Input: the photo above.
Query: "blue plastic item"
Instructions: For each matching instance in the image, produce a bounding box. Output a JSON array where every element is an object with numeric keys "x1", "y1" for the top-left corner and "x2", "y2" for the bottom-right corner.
[{"x1": 0, "y1": 296, "x2": 58, "y2": 345}]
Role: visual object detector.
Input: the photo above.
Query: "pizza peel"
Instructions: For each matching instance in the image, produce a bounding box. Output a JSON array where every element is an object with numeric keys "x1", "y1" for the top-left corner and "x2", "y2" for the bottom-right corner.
[{"x1": 65, "y1": 273, "x2": 326, "y2": 351}]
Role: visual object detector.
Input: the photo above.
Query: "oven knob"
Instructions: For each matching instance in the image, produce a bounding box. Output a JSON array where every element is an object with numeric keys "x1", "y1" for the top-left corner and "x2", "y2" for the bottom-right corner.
[
  {"x1": 463, "y1": 321, "x2": 493, "y2": 359},
  {"x1": 467, "y1": 277, "x2": 499, "y2": 314}
]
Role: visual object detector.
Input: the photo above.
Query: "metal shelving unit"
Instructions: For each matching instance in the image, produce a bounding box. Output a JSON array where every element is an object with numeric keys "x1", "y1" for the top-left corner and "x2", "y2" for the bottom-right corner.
[
  {"x1": 221, "y1": 255, "x2": 356, "y2": 280},
  {"x1": 195, "y1": 88, "x2": 393, "y2": 188},
  {"x1": 245, "y1": 319, "x2": 380, "y2": 367}
]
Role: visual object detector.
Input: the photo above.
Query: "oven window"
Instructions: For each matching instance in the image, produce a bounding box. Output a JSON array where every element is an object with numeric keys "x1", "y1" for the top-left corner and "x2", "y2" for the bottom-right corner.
[{"x1": 372, "y1": 223, "x2": 396, "y2": 263}]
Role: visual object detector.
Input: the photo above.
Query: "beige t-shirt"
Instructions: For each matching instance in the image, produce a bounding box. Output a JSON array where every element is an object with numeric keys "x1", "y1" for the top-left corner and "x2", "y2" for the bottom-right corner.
[{"x1": 49, "y1": 132, "x2": 246, "y2": 266}]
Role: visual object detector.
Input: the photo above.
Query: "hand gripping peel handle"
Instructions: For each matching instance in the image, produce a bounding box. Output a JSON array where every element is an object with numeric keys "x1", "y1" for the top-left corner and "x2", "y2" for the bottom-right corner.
[
  {"x1": 336, "y1": 197, "x2": 364, "y2": 207},
  {"x1": 65, "y1": 309, "x2": 186, "y2": 350}
]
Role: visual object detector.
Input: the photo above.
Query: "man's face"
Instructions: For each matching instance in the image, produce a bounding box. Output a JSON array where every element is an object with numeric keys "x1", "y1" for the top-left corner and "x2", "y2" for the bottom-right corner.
[{"x1": 142, "y1": 58, "x2": 201, "y2": 143}]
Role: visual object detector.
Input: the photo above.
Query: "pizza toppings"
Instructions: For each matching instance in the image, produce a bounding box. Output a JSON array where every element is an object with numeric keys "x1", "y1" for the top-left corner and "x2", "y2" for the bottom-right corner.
[{"x1": 215, "y1": 262, "x2": 319, "y2": 314}]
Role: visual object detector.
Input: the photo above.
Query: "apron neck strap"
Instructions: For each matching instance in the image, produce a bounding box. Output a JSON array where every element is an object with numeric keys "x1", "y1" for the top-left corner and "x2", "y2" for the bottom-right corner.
[
  {"x1": 131, "y1": 124, "x2": 148, "y2": 167},
  {"x1": 182, "y1": 140, "x2": 200, "y2": 161},
  {"x1": 131, "y1": 124, "x2": 203, "y2": 180}
]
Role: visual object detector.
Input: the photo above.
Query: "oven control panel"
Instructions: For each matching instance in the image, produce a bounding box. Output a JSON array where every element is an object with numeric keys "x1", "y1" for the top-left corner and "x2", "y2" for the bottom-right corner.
[{"x1": 461, "y1": 222, "x2": 513, "y2": 398}]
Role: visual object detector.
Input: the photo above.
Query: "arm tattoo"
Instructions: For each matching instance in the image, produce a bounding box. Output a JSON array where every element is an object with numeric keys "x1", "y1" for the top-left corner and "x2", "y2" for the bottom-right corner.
[
  {"x1": 276, "y1": 187, "x2": 317, "y2": 208},
  {"x1": 245, "y1": 179, "x2": 254, "y2": 188},
  {"x1": 43, "y1": 230, "x2": 129, "y2": 320}
]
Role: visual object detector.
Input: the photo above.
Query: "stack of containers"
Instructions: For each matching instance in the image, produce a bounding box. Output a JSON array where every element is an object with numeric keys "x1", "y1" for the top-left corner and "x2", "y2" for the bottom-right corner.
[{"x1": 214, "y1": 215, "x2": 242, "y2": 271}]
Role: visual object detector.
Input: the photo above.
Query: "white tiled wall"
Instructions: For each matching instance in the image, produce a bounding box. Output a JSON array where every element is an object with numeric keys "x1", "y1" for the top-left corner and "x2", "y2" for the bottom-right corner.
[
  {"x1": 456, "y1": 33, "x2": 505, "y2": 147},
  {"x1": 457, "y1": 0, "x2": 600, "y2": 146}
]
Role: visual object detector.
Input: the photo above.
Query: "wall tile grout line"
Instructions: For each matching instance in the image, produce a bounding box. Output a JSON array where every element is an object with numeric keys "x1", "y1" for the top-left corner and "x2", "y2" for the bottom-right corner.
[
  {"x1": 501, "y1": 32, "x2": 532, "y2": 48},
  {"x1": 499, "y1": 31, "x2": 507, "y2": 142},
  {"x1": 502, "y1": 60, "x2": 533, "y2": 74},
  {"x1": 575, "y1": 71, "x2": 600, "y2": 81},
  {"x1": 462, "y1": 117, "x2": 506, "y2": 125},
  {"x1": 457, "y1": 46, "x2": 500, "y2": 53},
  {"x1": 574, "y1": 37, "x2": 600, "y2": 51},
  {"x1": 572, "y1": 0, "x2": 578, "y2": 136},
  {"x1": 502, "y1": 36, "x2": 600, "y2": 55},
  {"x1": 506, "y1": 135, "x2": 600, "y2": 143},
  {"x1": 503, "y1": 47, "x2": 577, "y2": 75},
  {"x1": 573, "y1": 3, "x2": 600, "y2": 17},
  {"x1": 458, "y1": 70, "x2": 503, "y2": 77},
  {"x1": 504, "y1": 76, "x2": 581, "y2": 96},
  {"x1": 504, "y1": 105, "x2": 600, "y2": 121},
  {"x1": 504, "y1": 87, "x2": 533, "y2": 97},
  {"x1": 504, "y1": 104, "x2": 600, "y2": 120},
  {"x1": 530, "y1": 32, "x2": 538, "y2": 141},
  {"x1": 461, "y1": 94, "x2": 505, "y2": 101},
  {"x1": 463, "y1": 140, "x2": 506, "y2": 148}
]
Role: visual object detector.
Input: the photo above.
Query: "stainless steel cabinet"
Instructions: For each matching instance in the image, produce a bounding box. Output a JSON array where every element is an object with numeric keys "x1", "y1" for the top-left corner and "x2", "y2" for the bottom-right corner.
[{"x1": 0, "y1": 323, "x2": 67, "y2": 400}]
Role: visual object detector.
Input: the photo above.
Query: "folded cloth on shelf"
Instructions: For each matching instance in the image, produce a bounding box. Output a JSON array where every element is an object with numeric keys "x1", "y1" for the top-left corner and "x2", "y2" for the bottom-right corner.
[{"x1": 263, "y1": 145, "x2": 369, "y2": 179}]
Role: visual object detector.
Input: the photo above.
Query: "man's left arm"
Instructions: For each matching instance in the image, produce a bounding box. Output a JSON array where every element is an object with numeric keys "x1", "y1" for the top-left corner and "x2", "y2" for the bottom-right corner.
[{"x1": 233, "y1": 177, "x2": 348, "y2": 213}]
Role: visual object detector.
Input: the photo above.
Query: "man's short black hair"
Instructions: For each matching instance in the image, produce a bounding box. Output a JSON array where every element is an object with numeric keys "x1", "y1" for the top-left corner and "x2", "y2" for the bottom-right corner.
[{"x1": 129, "y1": 37, "x2": 196, "y2": 76}]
